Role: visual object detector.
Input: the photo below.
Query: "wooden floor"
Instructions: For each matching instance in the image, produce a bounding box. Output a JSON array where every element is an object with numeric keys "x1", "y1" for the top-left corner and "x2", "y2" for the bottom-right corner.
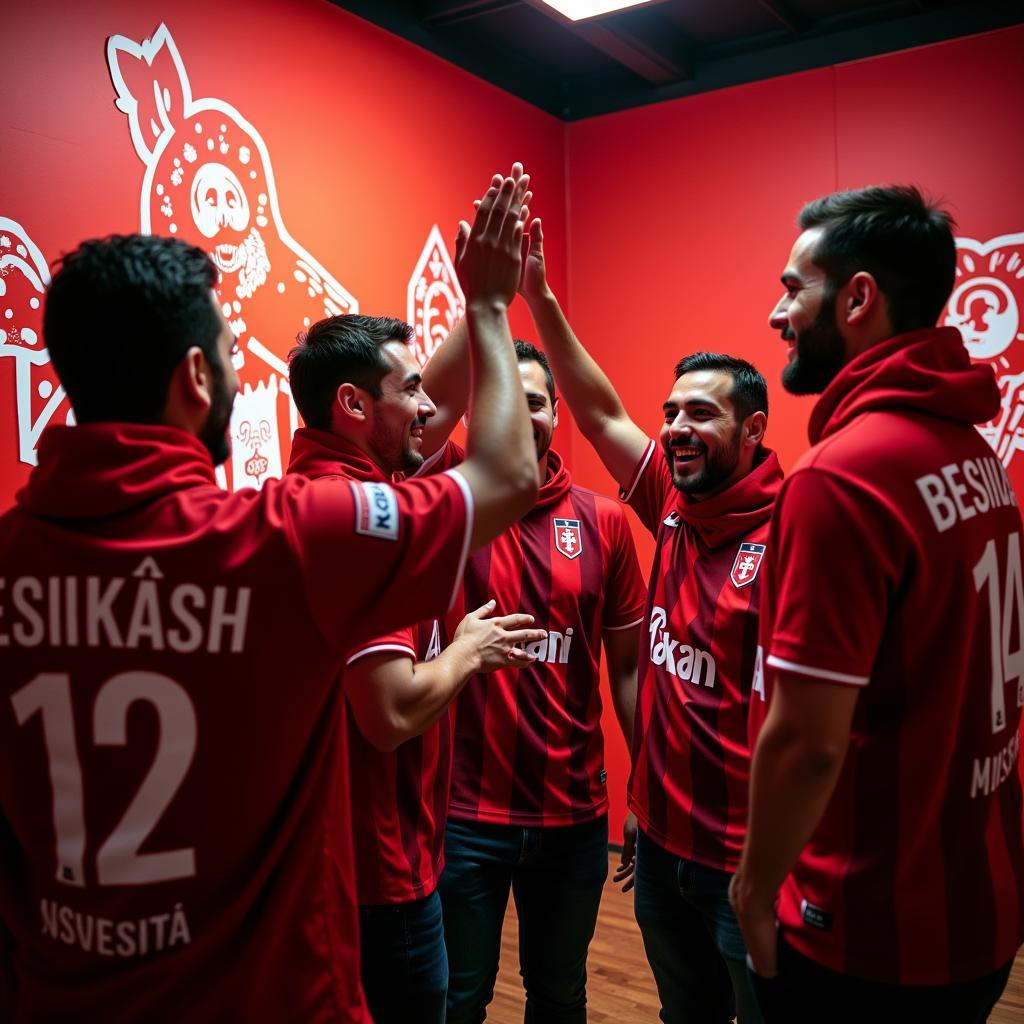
[{"x1": 484, "y1": 852, "x2": 1024, "y2": 1023}]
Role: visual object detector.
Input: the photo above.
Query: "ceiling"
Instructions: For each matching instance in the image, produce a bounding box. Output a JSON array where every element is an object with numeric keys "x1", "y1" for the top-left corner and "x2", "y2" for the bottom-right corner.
[{"x1": 329, "y1": 0, "x2": 1023, "y2": 119}]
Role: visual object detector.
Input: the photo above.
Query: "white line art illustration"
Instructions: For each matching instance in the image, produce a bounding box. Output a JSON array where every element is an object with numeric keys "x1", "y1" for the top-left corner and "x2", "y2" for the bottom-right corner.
[
  {"x1": 106, "y1": 23, "x2": 358, "y2": 489},
  {"x1": 0, "y1": 219, "x2": 73, "y2": 466},
  {"x1": 407, "y1": 225, "x2": 465, "y2": 367},
  {"x1": 944, "y1": 232, "x2": 1024, "y2": 468}
]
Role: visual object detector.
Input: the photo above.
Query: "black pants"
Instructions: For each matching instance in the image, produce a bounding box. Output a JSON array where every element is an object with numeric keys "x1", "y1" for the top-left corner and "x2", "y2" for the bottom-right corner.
[{"x1": 751, "y1": 935, "x2": 1014, "y2": 1024}]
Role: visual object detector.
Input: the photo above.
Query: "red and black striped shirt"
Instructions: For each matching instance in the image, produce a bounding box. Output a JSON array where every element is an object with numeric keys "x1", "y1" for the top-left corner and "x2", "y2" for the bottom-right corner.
[
  {"x1": 624, "y1": 440, "x2": 782, "y2": 872},
  {"x1": 430, "y1": 443, "x2": 646, "y2": 827}
]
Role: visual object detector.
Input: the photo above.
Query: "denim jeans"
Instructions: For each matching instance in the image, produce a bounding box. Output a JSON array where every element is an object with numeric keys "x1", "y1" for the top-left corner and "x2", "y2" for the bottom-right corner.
[
  {"x1": 359, "y1": 889, "x2": 448, "y2": 1024},
  {"x1": 633, "y1": 828, "x2": 762, "y2": 1024},
  {"x1": 750, "y1": 934, "x2": 1014, "y2": 1024},
  {"x1": 439, "y1": 815, "x2": 609, "y2": 1024}
]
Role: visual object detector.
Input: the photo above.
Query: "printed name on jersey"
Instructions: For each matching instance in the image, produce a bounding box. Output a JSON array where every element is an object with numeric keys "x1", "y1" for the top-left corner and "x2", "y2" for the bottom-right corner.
[
  {"x1": 553, "y1": 518, "x2": 583, "y2": 560},
  {"x1": 971, "y1": 729, "x2": 1021, "y2": 798},
  {"x1": 663, "y1": 511, "x2": 681, "y2": 528},
  {"x1": 730, "y1": 542, "x2": 765, "y2": 589},
  {"x1": 519, "y1": 626, "x2": 574, "y2": 664},
  {"x1": 916, "y1": 455, "x2": 1017, "y2": 533},
  {"x1": 40, "y1": 898, "x2": 192, "y2": 958},
  {"x1": 351, "y1": 480, "x2": 399, "y2": 541},
  {"x1": 648, "y1": 606, "x2": 717, "y2": 688}
]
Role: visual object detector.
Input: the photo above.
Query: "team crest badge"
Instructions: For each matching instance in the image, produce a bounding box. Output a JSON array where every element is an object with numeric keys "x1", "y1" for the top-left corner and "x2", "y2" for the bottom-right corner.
[
  {"x1": 554, "y1": 518, "x2": 583, "y2": 560},
  {"x1": 730, "y1": 542, "x2": 765, "y2": 589}
]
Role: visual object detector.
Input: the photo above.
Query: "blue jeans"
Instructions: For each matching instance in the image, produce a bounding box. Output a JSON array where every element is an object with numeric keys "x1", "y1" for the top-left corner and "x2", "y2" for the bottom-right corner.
[
  {"x1": 439, "y1": 815, "x2": 609, "y2": 1024},
  {"x1": 359, "y1": 889, "x2": 448, "y2": 1024},
  {"x1": 633, "y1": 829, "x2": 763, "y2": 1024}
]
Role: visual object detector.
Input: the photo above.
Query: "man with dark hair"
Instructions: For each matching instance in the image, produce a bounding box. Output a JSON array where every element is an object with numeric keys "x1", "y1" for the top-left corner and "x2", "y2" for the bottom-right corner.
[
  {"x1": 419, "y1": 235, "x2": 646, "y2": 1022},
  {"x1": 0, "y1": 172, "x2": 538, "y2": 1023},
  {"x1": 513, "y1": 218, "x2": 779, "y2": 1023},
  {"x1": 731, "y1": 184, "x2": 1024, "y2": 1021}
]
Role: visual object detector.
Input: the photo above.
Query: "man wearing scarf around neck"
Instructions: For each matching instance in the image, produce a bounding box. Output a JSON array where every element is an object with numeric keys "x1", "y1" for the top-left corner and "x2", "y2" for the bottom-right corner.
[
  {"x1": 508, "y1": 217, "x2": 779, "y2": 1024},
  {"x1": 731, "y1": 185, "x2": 1024, "y2": 1022}
]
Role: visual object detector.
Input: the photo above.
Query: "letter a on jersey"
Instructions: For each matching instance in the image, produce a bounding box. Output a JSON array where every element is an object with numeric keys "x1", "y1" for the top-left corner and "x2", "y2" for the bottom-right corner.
[
  {"x1": 730, "y1": 542, "x2": 765, "y2": 589},
  {"x1": 554, "y1": 518, "x2": 583, "y2": 561}
]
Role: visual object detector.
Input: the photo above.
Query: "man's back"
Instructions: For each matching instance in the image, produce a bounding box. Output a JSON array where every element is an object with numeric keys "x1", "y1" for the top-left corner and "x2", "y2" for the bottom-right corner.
[{"x1": 0, "y1": 422, "x2": 471, "y2": 1022}]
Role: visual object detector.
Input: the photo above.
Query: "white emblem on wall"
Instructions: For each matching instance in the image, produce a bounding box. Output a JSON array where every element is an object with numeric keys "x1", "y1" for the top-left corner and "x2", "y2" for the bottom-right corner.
[
  {"x1": 0, "y1": 219, "x2": 73, "y2": 465},
  {"x1": 944, "y1": 232, "x2": 1024, "y2": 467},
  {"x1": 106, "y1": 24, "x2": 359, "y2": 488},
  {"x1": 407, "y1": 225, "x2": 465, "y2": 367},
  {"x1": 231, "y1": 376, "x2": 283, "y2": 489}
]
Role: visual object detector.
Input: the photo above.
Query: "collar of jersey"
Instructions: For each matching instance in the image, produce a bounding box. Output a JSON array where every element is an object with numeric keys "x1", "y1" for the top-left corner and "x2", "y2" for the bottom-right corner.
[
  {"x1": 535, "y1": 449, "x2": 573, "y2": 509},
  {"x1": 20, "y1": 423, "x2": 217, "y2": 520},
  {"x1": 808, "y1": 326, "x2": 1000, "y2": 445},
  {"x1": 286, "y1": 427, "x2": 385, "y2": 482},
  {"x1": 674, "y1": 448, "x2": 783, "y2": 549}
]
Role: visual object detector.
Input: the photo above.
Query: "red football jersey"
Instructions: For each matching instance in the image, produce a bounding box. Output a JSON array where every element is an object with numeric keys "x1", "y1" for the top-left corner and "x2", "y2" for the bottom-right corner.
[
  {"x1": 430, "y1": 443, "x2": 645, "y2": 828},
  {"x1": 624, "y1": 439, "x2": 782, "y2": 872},
  {"x1": 753, "y1": 328, "x2": 1024, "y2": 985},
  {"x1": 0, "y1": 423, "x2": 471, "y2": 1023},
  {"x1": 345, "y1": 617, "x2": 452, "y2": 906}
]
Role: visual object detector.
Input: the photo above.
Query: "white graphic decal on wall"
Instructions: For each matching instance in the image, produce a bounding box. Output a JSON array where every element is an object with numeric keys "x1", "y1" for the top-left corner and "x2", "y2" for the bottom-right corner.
[
  {"x1": 407, "y1": 225, "x2": 465, "y2": 367},
  {"x1": 231, "y1": 376, "x2": 282, "y2": 489},
  {"x1": 106, "y1": 24, "x2": 358, "y2": 488},
  {"x1": 0, "y1": 220, "x2": 73, "y2": 465},
  {"x1": 944, "y1": 233, "x2": 1024, "y2": 467}
]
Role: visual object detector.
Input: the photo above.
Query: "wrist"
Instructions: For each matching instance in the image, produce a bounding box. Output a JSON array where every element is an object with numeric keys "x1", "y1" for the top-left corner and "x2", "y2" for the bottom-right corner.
[
  {"x1": 523, "y1": 285, "x2": 556, "y2": 309},
  {"x1": 466, "y1": 297, "x2": 510, "y2": 320},
  {"x1": 449, "y1": 635, "x2": 483, "y2": 675}
]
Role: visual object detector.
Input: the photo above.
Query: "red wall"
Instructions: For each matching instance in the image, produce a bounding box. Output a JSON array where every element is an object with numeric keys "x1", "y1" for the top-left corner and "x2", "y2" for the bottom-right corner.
[
  {"x1": 568, "y1": 27, "x2": 1024, "y2": 841},
  {"x1": 4, "y1": 6, "x2": 1023, "y2": 842}
]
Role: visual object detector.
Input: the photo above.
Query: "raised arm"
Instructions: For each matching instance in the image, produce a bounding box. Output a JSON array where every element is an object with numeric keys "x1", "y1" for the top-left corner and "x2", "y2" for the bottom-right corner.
[
  {"x1": 345, "y1": 603, "x2": 545, "y2": 752},
  {"x1": 452, "y1": 172, "x2": 539, "y2": 548},
  {"x1": 520, "y1": 219, "x2": 650, "y2": 491}
]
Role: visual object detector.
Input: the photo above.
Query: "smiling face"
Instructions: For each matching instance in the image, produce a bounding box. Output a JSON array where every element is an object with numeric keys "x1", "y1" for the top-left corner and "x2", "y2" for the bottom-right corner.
[
  {"x1": 518, "y1": 359, "x2": 558, "y2": 463},
  {"x1": 366, "y1": 340, "x2": 437, "y2": 475},
  {"x1": 770, "y1": 228, "x2": 848, "y2": 395},
  {"x1": 660, "y1": 369, "x2": 749, "y2": 499}
]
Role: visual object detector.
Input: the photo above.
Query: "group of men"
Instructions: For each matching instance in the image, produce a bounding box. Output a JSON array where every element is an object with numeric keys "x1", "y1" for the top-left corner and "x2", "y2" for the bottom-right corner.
[{"x1": 0, "y1": 161, "x2": 1021, "y2": 1024}]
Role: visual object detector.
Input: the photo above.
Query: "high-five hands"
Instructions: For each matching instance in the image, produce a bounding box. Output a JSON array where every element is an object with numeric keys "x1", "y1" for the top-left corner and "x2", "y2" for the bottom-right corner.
[{"x1": 455, "y1": 164, "x2": 533, "y2": 309}]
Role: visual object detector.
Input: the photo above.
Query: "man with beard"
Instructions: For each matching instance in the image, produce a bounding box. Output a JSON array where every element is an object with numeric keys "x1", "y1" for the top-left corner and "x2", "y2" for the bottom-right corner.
[
  {"x1": 0, "y1": 172, "x2": 538, "y2": 1023},
  {"x1": 514, "y1": 219, "x2": 779, "y2": 1023},
  {"x1": 286, "y1": 307, "x2": 547, "y2": 1024},
  {"x1": 417, "y1": 331, "x2": 646, "y2": 1023},
  {"x1": 730, "y1": 186, "x2": 1024, "y2": 1021}
]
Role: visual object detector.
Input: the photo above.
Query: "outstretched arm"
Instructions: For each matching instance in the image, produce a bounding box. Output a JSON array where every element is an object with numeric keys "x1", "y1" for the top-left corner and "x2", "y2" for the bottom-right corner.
[
  {"x1": 346, "y1": 602, "x2": 546, "y2": 752},
  {"x1": 520, "y1": 219, "x2": 650, "y2": 491},
  {"x1": 451, "y1": 171, "x2": 539, "y2": 548}
]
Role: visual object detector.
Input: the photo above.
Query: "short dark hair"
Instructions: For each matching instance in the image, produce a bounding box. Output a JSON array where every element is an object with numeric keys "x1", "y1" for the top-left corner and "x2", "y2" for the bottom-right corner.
[
  {"x1": 798, "y1": 185, "x2": 957, "y2": 334},
  {"x1": 288, "y1": 315, "x2": 414, "y2": 430},
  {"x1": 514, "y1": 340, "x2": 556, "y2": 404},
  {"x1": 43, "y1": 234, "x2": 221, "y2": 423},
  {"x1": 673, "y1": 352, "x2": 768, "y2": 421}
]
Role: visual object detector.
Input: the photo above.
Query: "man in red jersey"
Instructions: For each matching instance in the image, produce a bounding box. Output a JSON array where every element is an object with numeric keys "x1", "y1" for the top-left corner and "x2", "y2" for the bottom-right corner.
[
  {"x1": 0, "y1": 173, "x2": 538, "y2": 1023},
  {"x1": 420, "y1": 323, "x2": 646, "y2": 1020},
  {"x1": 286, "y1": 301, "x2": 547, "y2": 1023},
  {"x1": 731, "y1": 185, "x2": 1024, "y2": 1022},
  {"x1": 518, "y1": 219, "x2": 779, "y2": 1023}
]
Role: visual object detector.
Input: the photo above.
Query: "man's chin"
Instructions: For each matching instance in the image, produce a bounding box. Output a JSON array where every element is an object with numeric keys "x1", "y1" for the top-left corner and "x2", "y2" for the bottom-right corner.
[{"x1": 781, "y1": 357, "x2": 828, "y2": 396}]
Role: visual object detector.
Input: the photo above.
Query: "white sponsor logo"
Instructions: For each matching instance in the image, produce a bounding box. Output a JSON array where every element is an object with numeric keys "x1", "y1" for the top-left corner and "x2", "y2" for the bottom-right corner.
[
  {"x1": 521, "y1": 626, "x2": 574, "y2": 665},
  {"x1": 648, "y1": 605, "x2": 717, "y2": 688},
  {"x1": 352, "y1": 481, "x2": 399, "y2": 541}
]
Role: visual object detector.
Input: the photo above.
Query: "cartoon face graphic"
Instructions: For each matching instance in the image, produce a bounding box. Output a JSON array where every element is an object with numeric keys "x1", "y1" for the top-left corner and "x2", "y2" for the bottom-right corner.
[
  {"x1": 408, "y1": 225, "x2": 465, "y2": 367},
  {"x1": 943, "y1": 232, "x2": 1024, "y2": 470},
  {"x1": 0, "y1": 219, "x2": 72, "y2": 466},
  {"x1": 107, "y1": 24, "x2": 359, "y2": 489}
]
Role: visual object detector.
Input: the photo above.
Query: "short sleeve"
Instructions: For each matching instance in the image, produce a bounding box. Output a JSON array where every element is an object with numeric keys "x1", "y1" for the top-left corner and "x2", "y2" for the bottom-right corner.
[
  {"x1": 601, "y1": 504, "x2": 647, "y2": 631},
  {"x1": 763, "y1": 468, "x2": 904, "y2": 687},
  {"x1": 619, "y1": 438, "x2": 674, "y2": 538},
  {"x1": 287, "y1": 470, "x2": 472, "y2": 654},
  {"x1": 346, "y1": 624, "x2": 417, "y2": 668}
]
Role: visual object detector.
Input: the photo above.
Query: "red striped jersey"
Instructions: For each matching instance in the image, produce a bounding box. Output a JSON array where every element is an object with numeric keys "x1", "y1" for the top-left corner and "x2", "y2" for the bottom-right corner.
[
  {"x1": 624, "y1": 439, "x2": 782, "y2": 872},
  {"x1": 428, "y1": 442, "x2": 645, "y2": 827},
  {"x1": 345, "y1": 617, "x2": 452, "y2": 905},
  {"x1": 752, "y1": 328, "x2": 1024, "y2": 985},
  {"x1": 1, "y1": 423, "x2": 471, "y2": 1023}
]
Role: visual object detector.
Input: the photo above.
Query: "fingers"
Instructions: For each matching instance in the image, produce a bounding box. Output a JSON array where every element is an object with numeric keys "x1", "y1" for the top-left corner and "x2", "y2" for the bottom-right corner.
[
  {"x1": 499, "y1": 173, "x2": 531, "y2": 246},
  {"x1": 503, "y1": 627, "x2": 547, "y2": 646},
  {"x1": 466, "y1": 599, "x2": 497, "y2": 620},
  {"x1": 454, "y1": 220, "x2": 470, "y2": 264},
  {"x1": 490, "y1": 613, "x2": 536, "y2": 629},
  {"x1": 529, "y1": 217, "x2": 543, "y2": 252},
  {"x1": 481, "y1": 175, "x2": 516, "y2": 239}
]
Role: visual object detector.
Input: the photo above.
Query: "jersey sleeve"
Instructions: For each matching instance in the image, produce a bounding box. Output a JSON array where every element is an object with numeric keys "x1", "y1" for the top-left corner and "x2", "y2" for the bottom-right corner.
[
  {"x1": 346, "y1": 624, "x2": 417, "y2": 668},
  {"x1": 602, "y1": 503, "x2": 647, "y2": 630},
  {"x1": 619, "y1": 438, "x2": 673, "y2": 538},
  {"x1": 287, "y1": 470, "x2": 473, "y2": 654},
  {"x1": 414, "y1": 438, "x2": 465, "y2": 477},
  {"x1": 763, "y1": 467, "x2": 904, "y2": 687}
]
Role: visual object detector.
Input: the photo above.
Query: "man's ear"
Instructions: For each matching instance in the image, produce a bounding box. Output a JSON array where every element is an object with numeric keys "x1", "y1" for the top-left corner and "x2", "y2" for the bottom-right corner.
[
  {"x1": 843, "y1": 271, "x2": 880, "y2": 327},
  {"x1": 743, "y1": 410, "x2": 767, "y2": 449},
  {"x1": 552, "y1": 396, "x2": 559, "y2": 429},
  {"x1": 161, "y1": 346, "x2": 213, "y2": 432},
  {"x1": 336, "y1": 382, "x2": 368, "y2": 424}
]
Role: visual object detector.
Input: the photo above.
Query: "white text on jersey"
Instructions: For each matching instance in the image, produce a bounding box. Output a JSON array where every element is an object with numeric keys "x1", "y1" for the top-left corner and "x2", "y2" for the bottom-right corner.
[
  {"x1": 971, "y1": 729, "x2": 1020, "y2": 799},
  {"x1": 522, "y1": 628, "x2": 574, "y2": 664},
  {"x1": 916, "y1": 455, "x2": 1017, "y2": 533},
  {"x1": 648, "y1": 606, "x2": 717, "y2": 688},
  {"x1": 40, "y1": 898, "x2": 192, "y2": 958}
]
